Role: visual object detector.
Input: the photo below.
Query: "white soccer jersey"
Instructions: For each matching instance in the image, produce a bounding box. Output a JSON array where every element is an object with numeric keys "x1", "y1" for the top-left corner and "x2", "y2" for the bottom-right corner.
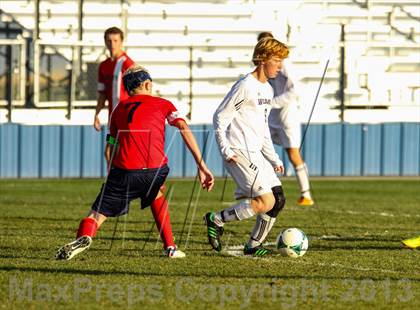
[
  {"x1": 268, "y1": 66, "x2": 301, "y2": 148},
  {"x1": 213, "y1": 73, "x2": 282, "y2": 167},
  {"x1": 269, "y1": 66, "x2": 298, "y2": 112}
]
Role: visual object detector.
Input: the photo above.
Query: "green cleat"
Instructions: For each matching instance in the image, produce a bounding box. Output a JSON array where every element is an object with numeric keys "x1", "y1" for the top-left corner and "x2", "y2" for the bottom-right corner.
[
  {"x1": 243, "y1": 244, "x2": 272, "y2": 257},
  {"x1": 204, "y1": 212, "x2": 224, "y2": 252}
]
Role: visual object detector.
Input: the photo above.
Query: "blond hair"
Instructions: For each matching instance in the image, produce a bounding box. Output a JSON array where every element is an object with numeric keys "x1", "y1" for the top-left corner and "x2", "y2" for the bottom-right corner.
[{"x1": 252, "y1": 37, "x2": 289, "y2": 65}]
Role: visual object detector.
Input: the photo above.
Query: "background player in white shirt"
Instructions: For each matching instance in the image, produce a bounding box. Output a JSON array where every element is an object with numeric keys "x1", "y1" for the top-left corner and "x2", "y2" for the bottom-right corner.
[
  {"x1": 204, "y1": 37, "x2": 289, "y2": 256},
  {"x1": 258, "y1": 32, "x2": 314, "y2": 206}
]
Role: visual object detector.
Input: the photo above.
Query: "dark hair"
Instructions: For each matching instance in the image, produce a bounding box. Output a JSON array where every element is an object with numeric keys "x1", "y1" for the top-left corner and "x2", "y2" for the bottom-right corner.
[
  {"x1": 257, "y1": 31, "x2": 274, "y2": 41},
  {"x1": 123, "y1": 65, "x2": 152, "y2": 95},
  {"x1": 104, "y1": 27, "x2": 124, "y2": 41}
]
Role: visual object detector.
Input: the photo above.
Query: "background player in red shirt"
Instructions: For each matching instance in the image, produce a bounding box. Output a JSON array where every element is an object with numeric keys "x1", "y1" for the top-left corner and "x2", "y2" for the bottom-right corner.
[
  {"x1": 57, "y1": 65, "x2": 214, "y2": 260},
  {"x1": 93, "y1": 27, "x2": 134, "y2": 165}
]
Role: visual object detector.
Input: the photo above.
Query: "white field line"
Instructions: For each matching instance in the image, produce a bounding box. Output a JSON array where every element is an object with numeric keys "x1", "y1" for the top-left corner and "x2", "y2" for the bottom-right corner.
[
  {"x1": 285, "y1": 260, "x2": 410, "y2": 275},
  {"x1": 222, "y1": 238, "x2": 335, "y2": 256},
  {"x1": 222, "y1": 244, "x2": 419, "y2": 275},
  {"x1": 216, "y1": 202, "x2": 420, "y2": 218}
]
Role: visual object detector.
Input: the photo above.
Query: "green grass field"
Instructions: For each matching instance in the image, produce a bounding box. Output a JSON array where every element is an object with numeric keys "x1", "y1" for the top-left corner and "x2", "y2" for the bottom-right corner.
[{"x1": 0, "y1": 178, "x2": 419, "y2": 309}]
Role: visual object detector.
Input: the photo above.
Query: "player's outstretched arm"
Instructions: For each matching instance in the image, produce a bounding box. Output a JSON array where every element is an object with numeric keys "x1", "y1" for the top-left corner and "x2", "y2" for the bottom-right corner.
[{"x1": 174, "y1": 120, "x2": 215, "y2": 191}]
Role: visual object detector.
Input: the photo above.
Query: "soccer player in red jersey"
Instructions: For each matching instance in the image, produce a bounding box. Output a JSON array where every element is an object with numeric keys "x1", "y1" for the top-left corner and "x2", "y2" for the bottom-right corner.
[
  {"x1": 93, "y1": 27, "x2": 134, "y2": 165},
  {"x1": 57, "y1": 65, "x2": 214, "y2": 259}
]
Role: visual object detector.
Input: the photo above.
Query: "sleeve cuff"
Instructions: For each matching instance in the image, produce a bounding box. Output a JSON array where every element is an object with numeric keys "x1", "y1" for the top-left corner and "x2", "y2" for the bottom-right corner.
[
  {"x1": 274, "y1": 159, "x2": 283, "y2": 168},
  {"x1": 169, "y1": 117, "x2": 186, "y2": 126},
  {"x1": 223, "y1": 149, "x2": 236, "y2": 161}
]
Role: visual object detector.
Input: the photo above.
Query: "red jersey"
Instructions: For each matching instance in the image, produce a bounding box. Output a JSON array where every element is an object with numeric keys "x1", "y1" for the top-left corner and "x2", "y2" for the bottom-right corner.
[
  {"x1": 97, "y1": 52, "x2": 134, "y2": 116},
  {"x1": 109, "y1": 94, "x2": 185, "y2": 169}
]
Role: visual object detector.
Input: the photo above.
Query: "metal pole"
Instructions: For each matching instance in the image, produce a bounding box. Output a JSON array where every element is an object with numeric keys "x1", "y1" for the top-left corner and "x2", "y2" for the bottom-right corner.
[
  {"x1": 188, "y1": 46, "x2": 193, "y2": 120},
  {"x1": 339, "y1": 24, "x2": 346, "y2": 122},
  {"x1": 300, "y1": 59, "x2": 330, "y2": 151},
  {"x1": 6, "y1": 44, "x2": 13, "y2": 122},
  {"x1": 67, "y1": 64, "x2": 72, "y2": 120},
  {"x1": 78, "y1": 0, "x2": 84, "y2": 42},
  {"x1": 4, "y1": 20, "x2": 13, "y2": 121},
  {"x1": 34, "y1": 0, "x2": 40, "y2": 40},
  {"x1": 66, "y1": 46, "x2": 77, "y2": 119},
  {"x1": 20, "y1": 38, "x2": 27, "y2": 106},
  {"x1": 120, "y1": 0, "x2": 129, "y2": 37},
  {"x1": 77, "y1": 0, "x2": 84, "y2": 99},
  {"x1": 25, "y1": 37, "x2": 32, "y2": 107},
  {"x1": 33, "y1": 41, "x2": 40, "y2": 106},
  {"x1": 47, "y1": 53, "x2": 52, "y2": 101},
  {"x1": 298, "y1": 58, "x2": 330, "y2": 237}
]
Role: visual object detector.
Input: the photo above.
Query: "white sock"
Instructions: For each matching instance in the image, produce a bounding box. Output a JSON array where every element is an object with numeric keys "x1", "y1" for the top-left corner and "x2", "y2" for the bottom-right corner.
[
  {"x1": 213, "y1": 212, "x2": 224, "y2": 226},
  {"x1": 295, "y1": 163, "x2": 311, "y2": 199},
  {"x1": 215, "y1": 199, "x2": 256, "y2": 226},
  {"x1": 247, "y1": 213, "x2": 276, "y2": 248}
]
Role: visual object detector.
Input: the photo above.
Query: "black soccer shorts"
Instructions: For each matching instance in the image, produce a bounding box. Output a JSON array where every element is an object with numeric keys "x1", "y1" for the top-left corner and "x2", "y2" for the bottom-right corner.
[{"x1": 91, "y1": 165, "x2": 170, "y2": 217}]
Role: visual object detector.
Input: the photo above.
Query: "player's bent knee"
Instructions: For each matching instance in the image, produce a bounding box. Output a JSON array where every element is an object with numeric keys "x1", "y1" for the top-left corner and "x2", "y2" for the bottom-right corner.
[
  {"x1": 255, "y1": 193, "x2": 275, "y2": 213},
  {"x1": 266, "y1": 186, "x2": 286, "y2": 218},
  {"x1": 252, "y1": 193, "x2": 275, "y2": 213}
]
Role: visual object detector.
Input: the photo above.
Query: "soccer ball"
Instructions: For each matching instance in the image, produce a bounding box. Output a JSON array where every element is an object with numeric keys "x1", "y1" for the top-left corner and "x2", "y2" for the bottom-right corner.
[{"x1": 276, "y1": 228, "x2": 308, "y2": 258}]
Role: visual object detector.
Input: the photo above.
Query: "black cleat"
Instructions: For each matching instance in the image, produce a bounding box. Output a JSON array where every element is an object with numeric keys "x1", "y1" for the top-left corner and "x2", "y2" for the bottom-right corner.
[
  {"x1": 204, "y1": 212, "x2": 224, "y2": 252},
  {"x1": 55, "y1": 236, "x2": 92, "y2": 260},
  {"x1": 243, "y1": 244, "x2": 272, "y2": 257}
]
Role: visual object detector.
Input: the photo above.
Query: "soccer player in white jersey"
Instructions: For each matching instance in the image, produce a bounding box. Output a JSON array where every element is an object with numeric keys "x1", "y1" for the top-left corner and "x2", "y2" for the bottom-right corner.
[
  {"x1": 258, "y1": 32, "x2": 314, "y2": 206},
  {"x1": 204, "y1": 37, "x2": 289, "y2": 256}
]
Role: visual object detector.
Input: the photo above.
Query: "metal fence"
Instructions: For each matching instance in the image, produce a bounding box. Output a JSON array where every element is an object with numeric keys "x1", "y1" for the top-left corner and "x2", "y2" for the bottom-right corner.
[
  {"x1": 0, "y1": 122, "x2": 419, "y2": 178},
  {"x1": 1, "y1": 38, "x2": 419, "y2": 123},
  {"x1": 1, "y1": 0, "x2": 420, "y2": 124},
  {"x1": 31, "y1": 40, "x2": 343, "y2": 121}
]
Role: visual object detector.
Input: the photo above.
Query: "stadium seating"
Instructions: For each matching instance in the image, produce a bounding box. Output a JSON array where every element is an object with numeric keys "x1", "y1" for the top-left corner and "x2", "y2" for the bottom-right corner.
[{"x1": 0, "y1": 0, "x2": 418, "y2": 123}]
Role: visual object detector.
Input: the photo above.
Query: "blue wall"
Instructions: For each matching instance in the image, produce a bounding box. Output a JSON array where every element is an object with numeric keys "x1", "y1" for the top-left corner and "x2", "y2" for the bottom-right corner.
[{"x1": 0, "y1": 123, "x2": 419, "y2": 178}]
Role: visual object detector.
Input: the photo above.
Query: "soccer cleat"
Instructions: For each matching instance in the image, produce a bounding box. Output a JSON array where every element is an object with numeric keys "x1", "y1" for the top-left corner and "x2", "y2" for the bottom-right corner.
[
  {"x1": 297, "y1": 196, "x2": 314, "y2": 206},
  {"x1": 164, "y1": 246, "x2": 186, "y2": 258},
  {"x1": 55, "y1": 236, "x2": 92, "y2": 260},
  {"x1": 203, "y1": 212, "x2": 224, "y2": 252},
  {"x1": 243, "y1": 244, "x2": 272, "y2": 257},
  {"x1": 402, "y1": 236, "x2": 420, "y2": 249}
]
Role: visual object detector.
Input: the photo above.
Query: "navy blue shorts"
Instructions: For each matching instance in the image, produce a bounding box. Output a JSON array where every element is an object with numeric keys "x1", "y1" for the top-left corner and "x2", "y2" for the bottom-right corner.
[{"x1": 91, "y1": 165, "x2": 169, "y2": 217}]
